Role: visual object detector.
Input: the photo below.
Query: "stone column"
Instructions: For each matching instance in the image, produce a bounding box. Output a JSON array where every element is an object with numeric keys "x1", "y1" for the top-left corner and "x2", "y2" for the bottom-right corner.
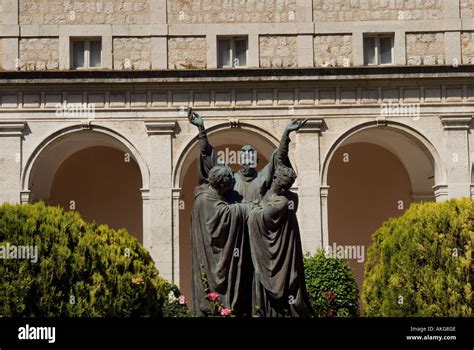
[
  {"x1": 144, "y1": 120, "x2": 177, "y2": 282},
  {"x1": 0, "y1": 122, "x2": 26, "y2": 204},
  {"x1": 440, "y1": 115, "x2": 472, "y2": 199},
  {"x1": 296, "y1": 119, "x2": 323, "y2": 254},
  {"x1": 171, "y1": 188, "x2": 182, "y2": 286}
]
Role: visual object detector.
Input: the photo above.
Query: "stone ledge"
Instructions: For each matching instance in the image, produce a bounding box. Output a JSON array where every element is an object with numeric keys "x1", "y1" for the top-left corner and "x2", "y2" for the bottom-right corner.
[
  {"x1": 1, "y1": 65, "x2": 474, "y2": 84},
  {"x1": 0, "y1": 121, "x2": 26, "y2": 136},
  {"x1": 440, "y1": 115, "x2": 473, "y2": 130},
  {"x1": 145, "y1": 120, "x2": 177, "y2": 135}
]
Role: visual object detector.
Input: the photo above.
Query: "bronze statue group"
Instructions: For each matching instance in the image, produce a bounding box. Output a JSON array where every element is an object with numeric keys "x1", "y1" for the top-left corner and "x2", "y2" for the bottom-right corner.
[{"x1": 189, "y1": 109, "x2": 314, "y2": 317}]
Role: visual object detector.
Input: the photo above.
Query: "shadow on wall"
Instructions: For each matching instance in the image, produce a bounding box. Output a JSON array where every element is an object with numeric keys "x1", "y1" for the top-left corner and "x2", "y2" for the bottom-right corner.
[
  {"x1": 48, "y1": 146, "x2": 143, "y2": 242},
  {"x1": 327, "y1": 142, "x2": 413, "y2": 294}
]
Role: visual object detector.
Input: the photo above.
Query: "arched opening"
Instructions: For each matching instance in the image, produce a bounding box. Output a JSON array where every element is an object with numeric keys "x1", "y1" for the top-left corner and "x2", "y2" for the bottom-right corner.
[
  {"x1": 26, "y1": 129, "x2": 146, "y2": 242},
  {"x1": 176, "y1": 126, "x2": 278, "y2": 303},
  {"x1": 325, "y1": 126, "x2": 438, "y2": 294}
]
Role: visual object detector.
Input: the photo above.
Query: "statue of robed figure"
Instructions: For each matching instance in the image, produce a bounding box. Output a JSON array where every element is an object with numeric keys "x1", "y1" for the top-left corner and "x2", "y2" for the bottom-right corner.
[
  {"x1": 248, "y1": 165, "x2": 313, "y2": 317},
  {"x1": 188, "y1": 108, "x2": 312, "y2": 317}
]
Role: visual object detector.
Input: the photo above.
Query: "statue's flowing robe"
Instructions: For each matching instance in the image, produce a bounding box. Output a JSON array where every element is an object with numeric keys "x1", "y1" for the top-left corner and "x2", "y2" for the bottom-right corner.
[
  {"x1": 248, "y1": 191, "x2": 313, "y2": 317},
  {"x1": 191, "y1": 184, "x2": 252, "y2": 316}
]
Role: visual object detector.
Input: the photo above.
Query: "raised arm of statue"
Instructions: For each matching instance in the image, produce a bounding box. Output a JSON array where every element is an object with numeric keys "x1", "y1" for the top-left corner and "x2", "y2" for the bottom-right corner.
[
  {"x1": 277, "y1": 119, "x2": 308, "y2": 166},
  {"x1": 188, "y1": 108, "x2": 217, "y2": 183},
  {"x1": 257, "y1": 119, "x2": 308, "y2": 197}
]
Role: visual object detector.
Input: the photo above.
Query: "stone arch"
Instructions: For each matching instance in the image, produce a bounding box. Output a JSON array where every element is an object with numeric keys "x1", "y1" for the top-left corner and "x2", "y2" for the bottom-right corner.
[
  {"x1": 321, "y1": 121, "x2": 446, "y2": 192},
  {"x1": 22, "y1": 124, "x2": 150, "y2": 242},
  {"x1": 320, "y1": 121, "x2": 445, "y2": 295}
]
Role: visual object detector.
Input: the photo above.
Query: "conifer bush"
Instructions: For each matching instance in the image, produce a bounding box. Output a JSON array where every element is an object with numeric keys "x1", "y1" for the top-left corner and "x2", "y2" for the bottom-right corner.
[
  {"x1": 0, "y1": 202, "x2": 166, "y2": 317},
  {"x1": 304, "y1": 250, "x2": 359, "y2": 317},
  {"x1": 362, "y1": 198, "x2": 474, "y2": 316}
]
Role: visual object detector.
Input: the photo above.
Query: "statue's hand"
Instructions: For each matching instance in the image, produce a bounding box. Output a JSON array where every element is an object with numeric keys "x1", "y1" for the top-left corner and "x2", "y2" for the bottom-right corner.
[
  {"x1": 285, "y1": 119, "x2": 308, "y2": 133},
  {"x1": 187, "y1": 108, "x2": 204, "y2": 128}
]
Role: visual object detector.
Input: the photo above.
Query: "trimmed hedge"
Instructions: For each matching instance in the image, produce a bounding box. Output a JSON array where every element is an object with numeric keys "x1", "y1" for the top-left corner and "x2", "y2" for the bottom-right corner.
[
  {"x1": 362, "y1": 198, "x2": 474, "y2": 316},
  {"x1": 0, "y1": 202, "x2": 166, "y2": 317},
  {"x1": 304, "y1": 250, "x2": 359, "y2": 317}
]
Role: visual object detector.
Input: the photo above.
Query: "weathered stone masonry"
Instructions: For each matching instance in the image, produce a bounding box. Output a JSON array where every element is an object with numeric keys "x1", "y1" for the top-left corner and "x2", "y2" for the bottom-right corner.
[
  {"x1": 168, "y1": 37, "x2": 207, "y2": 69},
  {"x1": 259, "y1": 36, "x2": 297, "y2": 68}
]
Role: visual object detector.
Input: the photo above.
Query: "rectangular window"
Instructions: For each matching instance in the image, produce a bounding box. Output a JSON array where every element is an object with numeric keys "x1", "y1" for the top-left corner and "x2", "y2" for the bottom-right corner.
[
  {"x1": 363, "y1": 34, "x2": 394, "y2": 66},
  {"x1": 71, "y1": 38, "x2": 102, "y2": 69},
  {"x1": 217, "y1": 37, "x2": 248, "y2": 68}
]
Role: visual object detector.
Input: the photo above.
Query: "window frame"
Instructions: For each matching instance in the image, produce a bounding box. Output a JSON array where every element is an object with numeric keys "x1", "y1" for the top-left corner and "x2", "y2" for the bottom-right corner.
[
  {"x1": 217, "y1": 36, "x2": 248, "y2": 68},
  {"x1": 363, "y1": 33, "x2": 394, "y2": 66},
  {"x1": 70, "y1": 37, "x2": 102, "y2": 70}
]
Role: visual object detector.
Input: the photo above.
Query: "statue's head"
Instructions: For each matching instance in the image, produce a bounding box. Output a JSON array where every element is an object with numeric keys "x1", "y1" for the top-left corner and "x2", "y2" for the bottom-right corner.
[
  {"x1": 208, "y1": 165, "x2": 235, "y2": 194},
  {"x1": 239, "y1": 145, "x2": 258, "y2": 176},
  {"x1": 273, "y1": 166, "x2": 296, "y2": 195}
]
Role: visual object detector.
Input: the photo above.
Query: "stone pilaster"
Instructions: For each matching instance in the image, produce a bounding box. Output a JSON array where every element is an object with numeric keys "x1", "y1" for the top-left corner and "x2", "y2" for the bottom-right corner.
[
  {"x1": 440, "y1": 115, "x2": 472, "y2": 199},
  {"x1": 0, "y1": 122, "x2": 26, "y2": 204},
  {"x1": 145, "y1": 120, "x2": 177, "y2": 282},
  {"x1": 296, "y1": 118, "x2": 324, "y2": 254}
]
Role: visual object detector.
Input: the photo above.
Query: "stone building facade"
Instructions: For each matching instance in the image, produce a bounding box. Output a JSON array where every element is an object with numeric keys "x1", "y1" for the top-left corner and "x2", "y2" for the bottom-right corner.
[{"x1": 0, "y1": 0, "x2": 473, "y2": 299}]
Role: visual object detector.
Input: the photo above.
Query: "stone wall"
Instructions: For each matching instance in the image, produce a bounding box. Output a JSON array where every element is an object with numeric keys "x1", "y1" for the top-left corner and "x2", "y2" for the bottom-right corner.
[
  {"x1": 462, "y1": 32, "x2": 474, "y2": 64},
  {"x1": 19, "y1": 0, "x2": 150, "y2": 25},
  {"x1": 406, "y1": 33, "x2": 445, "y2": 65},
  {"x1": 461, "y1": 0, "x2": 474, "y2": 18},
  {"x1": 259, "y1": 36, "x2": 297, "y2": 68},
  {"x1": 113, "y1": 37, "x2": 151, "y2": 70},
  {"x1": 168, "y1": 37, "x2": 207, "y2": 69},
  {"x1": 313, "y1": 0, "x2": 443, "y2": 22},
  {"x1": 19, "y1": 38, "x2": 59, "y2": 70},
  {"x1": 167, "y1": 0, "x2": 297, "y2": 24},
  {"x1": 314, "y1": 35, "x2": 352, "y2": 67}
]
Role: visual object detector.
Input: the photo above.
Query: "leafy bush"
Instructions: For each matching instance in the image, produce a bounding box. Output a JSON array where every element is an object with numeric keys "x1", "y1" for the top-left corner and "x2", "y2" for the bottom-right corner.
[
  {"x1": 304, "y1": 250, "x2": 359, "y2": 317},
  {"x1": 0, "y1": 202, "x2": 166, "y2": 317},
  {"x1": 362, "y1": 198, "x2": 474, "y2": 316},
  {"x1": 162, "y1": 282, "x2": 192, "y2": 317}
]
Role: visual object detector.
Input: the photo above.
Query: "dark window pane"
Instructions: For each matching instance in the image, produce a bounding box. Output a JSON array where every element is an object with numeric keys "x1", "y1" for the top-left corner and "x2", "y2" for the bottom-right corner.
[
  {"x1": 90, "y1": 41, "x2": 102, "y2": 67},
  {"x1": 234, "y1": 39, "x2": 247, "y2": 67},
  {"x1": 380, "y1": 36, "x2": 393, "y2": 64},
  {"x1": 363, "y1": 37, "x2": 376, "y2": 65},
  {"x1": 73, "y1": 41, "x2": 84, "y2": 68},
  {"x1": 218, "y1": 39, "x2": 231, "y2": 67}
]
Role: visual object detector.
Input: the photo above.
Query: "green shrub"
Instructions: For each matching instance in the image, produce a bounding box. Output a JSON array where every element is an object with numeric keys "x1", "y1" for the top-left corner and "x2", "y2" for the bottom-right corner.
[
  {"x1": 362, "y1": 198, "x2": 474, "y2": 316},
  {"x1": 0, "y1": 202, "x2": 166, "y2": 317},
  {"x1": 162, "y1": 282, "x2": 192, "y2": 317},
  {"x1": 304, "y1": 250, "x2": 359, "y2": 317}
]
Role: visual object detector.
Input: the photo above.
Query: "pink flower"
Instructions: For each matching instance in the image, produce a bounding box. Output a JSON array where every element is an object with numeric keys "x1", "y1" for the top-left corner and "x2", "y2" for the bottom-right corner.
[
  {"x1": 325, "y1": 291, "x2": 336, "y2": 301},
  {"x1": 178, "y1": 295, "x2": 187, "y2": 305},
  {"x1": 220, "y1": 308, "x2": 232, "y2": 316},
  {"x1": 208, "y1": 292, "x2": 219, "y2": 301},
  {"x1": 329, "y1": 308, "x2": 334, "y2": 317}
]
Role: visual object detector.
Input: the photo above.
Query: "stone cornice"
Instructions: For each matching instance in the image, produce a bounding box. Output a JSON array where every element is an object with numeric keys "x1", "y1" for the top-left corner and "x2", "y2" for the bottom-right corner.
[
  {"x1": 298, "y1": 118, "x2": 324, "y2": 133},
  {"x1": 145, "y1": 120, "x2": 177, "y2": 135},
  {"x1": 440, "y1": 115, "x2": 472, "y2": 130},
  {"x1": 0, "y1": 121, "x2": 26, "y2": 136},
  {"x1": 1, "y1": 66, "x2": 474, "y2": 85}
]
